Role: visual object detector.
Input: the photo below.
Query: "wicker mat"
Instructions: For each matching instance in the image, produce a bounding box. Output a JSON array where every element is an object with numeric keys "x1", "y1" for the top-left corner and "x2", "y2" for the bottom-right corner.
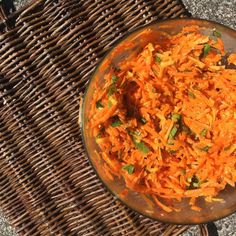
[{"x1": 0, "y1": 0, "x2": 191, "y2": 235}]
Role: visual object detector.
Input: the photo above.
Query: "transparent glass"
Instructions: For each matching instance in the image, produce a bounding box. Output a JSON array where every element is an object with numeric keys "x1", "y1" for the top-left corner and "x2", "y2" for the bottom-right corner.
[{"x1": 82, "y1": 18, "x2": 236, "y2": 224}]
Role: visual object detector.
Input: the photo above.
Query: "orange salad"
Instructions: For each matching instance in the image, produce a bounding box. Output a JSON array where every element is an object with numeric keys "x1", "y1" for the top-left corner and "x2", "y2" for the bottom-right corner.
[{"x1": 87, "y1": 26, "x2": 236, "y2": 212}]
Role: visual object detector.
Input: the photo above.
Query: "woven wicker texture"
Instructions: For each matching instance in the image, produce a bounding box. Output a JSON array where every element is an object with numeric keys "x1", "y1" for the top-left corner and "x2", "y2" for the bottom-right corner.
[{"x1": 0, "y1": 0, "x2": 191, "y2": 235}]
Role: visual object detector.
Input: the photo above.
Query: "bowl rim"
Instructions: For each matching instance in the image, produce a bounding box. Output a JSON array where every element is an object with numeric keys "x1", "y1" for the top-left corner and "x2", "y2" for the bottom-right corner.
[{"x1": 81, "y1": 17, "x2": 236, "y2": 225}]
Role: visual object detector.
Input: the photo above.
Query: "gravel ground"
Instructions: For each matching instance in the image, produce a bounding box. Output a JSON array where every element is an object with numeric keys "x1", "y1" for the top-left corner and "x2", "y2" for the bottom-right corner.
[
  {"x1": 0, "y1": 212, "x2": 16, "y2": 236},
  {"x1": 0, "y1": 0, "x2": 236, "y2": 235},
  {"x1": 183, "y1": 0, "x2": 236, "y2": 30},
  {"x1": 14, "y1": 0, "x2": 31, "y2": 9}
]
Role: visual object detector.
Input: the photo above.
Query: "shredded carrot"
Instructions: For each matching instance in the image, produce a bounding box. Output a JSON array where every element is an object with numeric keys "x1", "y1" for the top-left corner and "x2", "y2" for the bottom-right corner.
[
  {"x1": 87, "y1": 26, "x2": 236, "y2": 212},
  {"x1": 228, "y1": 53, "x2": 236, "y2": 65},
  {"x1": 152, "y1": 195, "x2": 173, "y2": 213}
]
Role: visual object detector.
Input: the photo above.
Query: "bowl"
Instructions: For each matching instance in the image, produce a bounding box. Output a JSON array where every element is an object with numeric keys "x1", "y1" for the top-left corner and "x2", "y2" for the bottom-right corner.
[{"x1": 82, "y1": 18, "x2": 236, "y2": 224}]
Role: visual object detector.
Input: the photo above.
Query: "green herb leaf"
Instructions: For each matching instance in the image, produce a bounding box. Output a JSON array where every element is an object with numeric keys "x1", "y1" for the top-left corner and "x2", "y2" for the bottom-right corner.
[
  {"x1": 171, "y1": 113, "x2": 181, "y2": 122},
  {"x1": 155, "y1": 56, "x2": 162, "y2": 63},
  {"x1": 112, "y1": 75, "x2": 119, "y2": 83},
  {"x1": 114, "y1": 66, "x2": 121, "y2": 72},
  {"x1": 200, "y1": 128, "x2": 207, "y2": 137},
  {"x1": 127, "y1": 129, "x2": 149, "y2": 154},
  {"x1": 108, "y1": 83, "x2": 116, "y2": 97},
  {"x1": 111, "y1": 119, "x2": 122, "y2": 127},
  {"x1": 127, "y1": 129, "x2": 132, "y2": 135},
  {"x1": 168, "y1": 125, "x2": 178, "y2": 140},
  {"x1": 96, "y1": 100, "x2": 104, "y2": 109},
  {"x1": 188, "y1": 91, "x2": 196, "y2": 99},
  {"x1": 95, "y1": 133, "x2": 102, "y2": 144},
  {"x1": 140, "y1": 117, "x2": 147, "y2": 124},
  {"x1": 201, "y1": 146, "x2": 210, "y2": 152},
  {"x1": 168, "y1": 149, "x2": 177, "y2": 154},
  {"x1": 127, "y1": 130, "x2": 141, "y2": 137},
  {"x1": 108, "y1": 100, "x2": 113, "y2": 108},
  {"x1": 135, "y1": 131, "x2": 141, "y2": 136},
  {"x1": 203, "y1": 44, "x2": 211, "y2": 56},
  {"x1": 213, "y1": 30, "x2": 221, "y2": 38},
  {"x1": 187, "y1": 175, "x2": 200, "y2": 189},
  {"x1": 122, "y1": 164, "x2": 134, "y2": 174},
  {"x1": 167, "y1": 140, "x2": 174, "y2": 145},
  {"x1": 133, "y1": 140, "x2": 150, "y2": 154}
]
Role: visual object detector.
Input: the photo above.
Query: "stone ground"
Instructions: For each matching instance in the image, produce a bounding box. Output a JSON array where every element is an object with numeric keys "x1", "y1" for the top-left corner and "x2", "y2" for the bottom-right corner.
[{"x1": 0, "y1": 0, "x2": 236, "y2": 235}]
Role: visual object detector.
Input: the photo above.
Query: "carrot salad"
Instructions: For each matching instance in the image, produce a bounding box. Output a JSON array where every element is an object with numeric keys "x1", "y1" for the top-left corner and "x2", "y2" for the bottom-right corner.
[{"x1": 87, "y1": 26, "x2": 236, "y2": 212}]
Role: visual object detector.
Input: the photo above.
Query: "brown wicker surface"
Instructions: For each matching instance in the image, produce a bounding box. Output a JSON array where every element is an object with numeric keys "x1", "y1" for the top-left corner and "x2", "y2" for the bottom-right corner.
[{"x1": 0, "y1": 0, "x2": 192, "y2": 235}]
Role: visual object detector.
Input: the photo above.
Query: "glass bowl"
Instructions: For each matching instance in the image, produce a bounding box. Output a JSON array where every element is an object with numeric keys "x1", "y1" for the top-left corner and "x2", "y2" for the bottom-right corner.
[{"x1": 82, "y1": 18, "x2": 236, "y2": 224}]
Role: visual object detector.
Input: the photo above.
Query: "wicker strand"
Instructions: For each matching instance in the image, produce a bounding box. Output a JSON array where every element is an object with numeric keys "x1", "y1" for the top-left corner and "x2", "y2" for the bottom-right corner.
[{"x1": 0, "y1": 0, "x2": 191, "y2": 235}]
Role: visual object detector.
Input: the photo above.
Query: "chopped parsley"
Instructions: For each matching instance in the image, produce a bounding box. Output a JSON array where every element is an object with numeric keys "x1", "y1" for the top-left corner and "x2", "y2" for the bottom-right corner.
[
  {"x1": 140, "y1": 117, "x2": 147, "y2": 124},
  {"x1": 155, "y1": 56, "x2": 162, "y2": 63},
  {"x1": 168, "y1": 125, "x2": 178, "y2": 140},
  {"x1": 108, "y1": 83, "x2": 116, "y2": 97},
  {"x1": 112, "y1": 75, "x2": 119, "y2": 83},
  {"x1": 108, "y1": 100, "x2": 113, "y2": 108},
  {"x1": 168, "y1": 149, "x2": 177, "y2": 154},
  {"x1": 203, "y1": 44, "x2": 211, "y2": 56},
  {"x1": 128, "y1": 130, "x2": 141, "y2": 137},
  {"x1": 111, "y1": 121, "x2": 122, "y2": 127},
  {"x1": 187, "y1": 175, "x2": 201, "y2": 189},
  {"x1": 200, "y1": 128, "x2": 207, "y2": 137},
  {"x1": 111, "y1": 116, "x2": 122, "y2": 127},
  {"x1": 122, "y1": 164, "x2": 134, "y2": 174},
  {"x1": 133, "y1": 139, "x2": 150, "y2": 154},
  {"x1": 200, "y1": 146, "x2": 210, "y2": 152},
  {"x1": 128, "y1": 129, "x2": 149, "y2": 154},
  {"x1": 171, "y1": 113, "x2": 181, "y2": 122},
  {"x1": 96, "y1": 100, "x2": 104, "y2": 109},
  {"x1": 188, "y1": 91, "x2": 196, "y2": 99},
  {"x1": 213, "y1": 30, "x2": 221, "y2": 38}
]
